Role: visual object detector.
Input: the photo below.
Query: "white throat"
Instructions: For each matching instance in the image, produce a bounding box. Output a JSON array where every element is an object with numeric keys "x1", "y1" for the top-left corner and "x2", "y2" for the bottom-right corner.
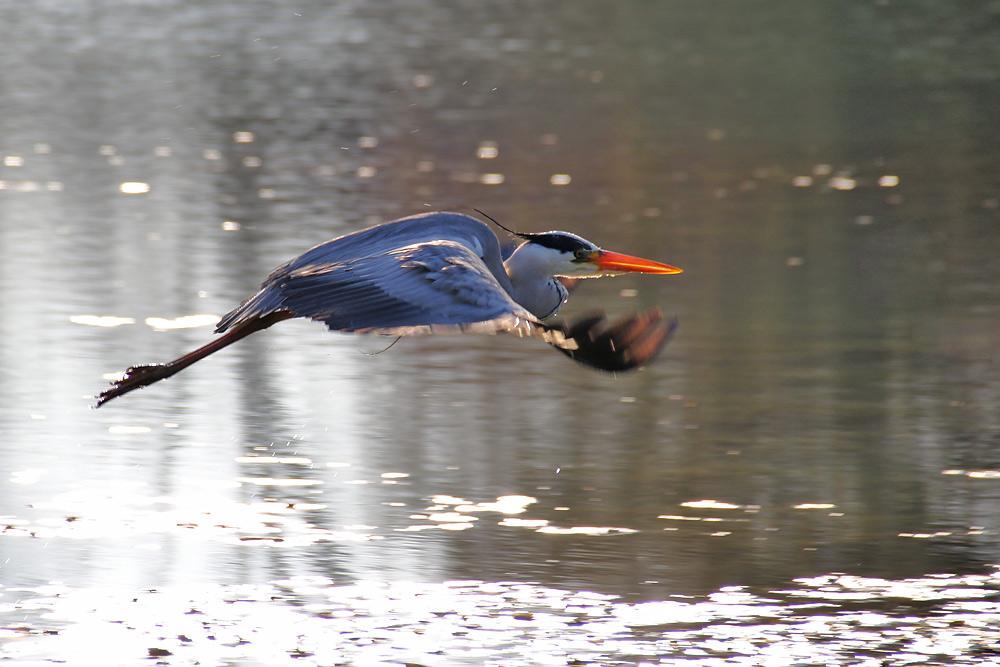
[{"x1": 503, "y1": 243, "x2": 571, "y2": 319}]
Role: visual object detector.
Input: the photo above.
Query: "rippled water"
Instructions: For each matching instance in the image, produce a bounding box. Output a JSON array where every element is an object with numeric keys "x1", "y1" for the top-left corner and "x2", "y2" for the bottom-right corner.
[
  {"x1": 2, "y1": 1, "x2": 1000, "y2": 663},
  {"x1": 5, "y1": 572, "x2": 1000, "y2": 665}
]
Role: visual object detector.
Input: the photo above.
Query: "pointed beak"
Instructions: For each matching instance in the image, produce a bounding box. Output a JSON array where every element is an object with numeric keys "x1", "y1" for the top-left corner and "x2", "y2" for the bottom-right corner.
[{"x1": 591, "y1": 250, "x2": 683, "y2": 275}]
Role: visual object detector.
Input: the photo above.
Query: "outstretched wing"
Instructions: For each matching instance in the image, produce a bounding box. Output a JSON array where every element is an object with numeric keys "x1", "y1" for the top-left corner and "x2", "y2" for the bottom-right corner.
[{"x1": 217, "y1": 236, "x2": 538, "y2": 338}]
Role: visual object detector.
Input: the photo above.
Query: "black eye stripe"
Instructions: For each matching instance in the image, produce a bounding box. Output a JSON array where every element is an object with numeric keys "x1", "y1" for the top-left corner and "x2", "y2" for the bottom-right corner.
[{"x1": 527, "y1": 232, "x2": 592, "y2": 253}]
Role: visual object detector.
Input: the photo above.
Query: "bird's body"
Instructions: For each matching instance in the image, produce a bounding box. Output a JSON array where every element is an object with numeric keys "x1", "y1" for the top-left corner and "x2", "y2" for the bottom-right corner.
[{"x1": 96, "y1": 211, "x2": 681, "y2": 407}]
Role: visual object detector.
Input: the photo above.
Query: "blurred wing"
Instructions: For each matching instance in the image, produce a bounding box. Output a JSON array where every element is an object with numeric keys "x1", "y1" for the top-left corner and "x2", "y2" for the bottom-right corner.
[
  {"x1": 538, "y1": 308, "x2": 678, "y2": 372},
  {"x1": 219, "y1": 239, "x2": 538, "y2": 337}
]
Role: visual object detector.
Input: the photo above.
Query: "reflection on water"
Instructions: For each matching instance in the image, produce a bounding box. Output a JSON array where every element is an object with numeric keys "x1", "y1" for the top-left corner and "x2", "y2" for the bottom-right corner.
[
  {"x1": 4, "y1": 572, "x2": 999, "y2": 665},
  {"x1": 2, "y1": 0, "x2": 1000, "y2": 661}
]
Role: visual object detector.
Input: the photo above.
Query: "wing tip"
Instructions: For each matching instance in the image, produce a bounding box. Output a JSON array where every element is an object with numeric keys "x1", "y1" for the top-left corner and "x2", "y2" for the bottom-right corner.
[{"x1": 550, "y1": 308, "x2": 678, "y2": 372}]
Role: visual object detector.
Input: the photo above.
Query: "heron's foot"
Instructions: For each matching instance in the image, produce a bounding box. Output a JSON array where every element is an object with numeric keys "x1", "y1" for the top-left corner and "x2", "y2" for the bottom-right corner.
[{"x1": 94, "y1": 363, "x2": 171, "y2": 408}]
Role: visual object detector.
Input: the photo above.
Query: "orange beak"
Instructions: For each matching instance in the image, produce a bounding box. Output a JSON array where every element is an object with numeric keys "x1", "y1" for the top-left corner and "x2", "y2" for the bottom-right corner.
[{"x1": 592, "y1": 250, "x2": 683, "y2": 275}]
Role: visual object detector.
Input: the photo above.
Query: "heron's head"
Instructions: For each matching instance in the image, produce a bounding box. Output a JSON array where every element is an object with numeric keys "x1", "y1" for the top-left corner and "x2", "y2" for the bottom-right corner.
[{"x1": 520, "y1": 231, "x2": 683, "y2": 279}]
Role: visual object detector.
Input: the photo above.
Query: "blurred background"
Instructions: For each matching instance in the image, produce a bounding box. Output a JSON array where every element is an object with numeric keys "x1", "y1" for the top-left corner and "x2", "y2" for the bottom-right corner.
[{"x1": 1, "y1": 0, "x2": 999, "y2": 660}]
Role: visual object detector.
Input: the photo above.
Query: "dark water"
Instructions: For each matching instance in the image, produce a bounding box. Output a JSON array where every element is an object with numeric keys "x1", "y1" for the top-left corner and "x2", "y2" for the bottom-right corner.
[{"x1": 2, "y1": 1, "x2": 999, "y2": 663}]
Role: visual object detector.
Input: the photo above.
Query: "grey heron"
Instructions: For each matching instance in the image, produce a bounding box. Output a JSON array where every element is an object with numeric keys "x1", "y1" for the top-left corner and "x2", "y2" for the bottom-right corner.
[{"x1": 95, "y1": 211, "x2": 682, "y2": 407}]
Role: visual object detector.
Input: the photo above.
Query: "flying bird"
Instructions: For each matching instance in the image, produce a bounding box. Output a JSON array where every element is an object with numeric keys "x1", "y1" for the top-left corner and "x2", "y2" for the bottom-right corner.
[{"x1": 96, "y1": 211, "x2": 682, "y2": 407}]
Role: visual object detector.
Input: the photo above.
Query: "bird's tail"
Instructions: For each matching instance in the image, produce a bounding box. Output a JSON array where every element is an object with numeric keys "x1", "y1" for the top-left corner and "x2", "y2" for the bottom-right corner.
[
  {"x1": 94, "y1": 311, "x2": 293, "y2": 408},
  {"x1": 214, "y1": 287, "x2": 288, "y2": 333}
]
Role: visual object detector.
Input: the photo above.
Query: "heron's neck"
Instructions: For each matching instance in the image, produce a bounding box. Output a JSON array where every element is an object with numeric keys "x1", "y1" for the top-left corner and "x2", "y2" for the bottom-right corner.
[{"x1": 503, "y1": 244, "x2": 569, "y2": 319}]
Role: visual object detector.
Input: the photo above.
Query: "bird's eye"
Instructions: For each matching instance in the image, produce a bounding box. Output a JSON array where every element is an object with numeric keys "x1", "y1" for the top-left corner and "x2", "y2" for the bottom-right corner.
[{"x1": 573, "y1": 249, "x2": 591, "y2": 261}]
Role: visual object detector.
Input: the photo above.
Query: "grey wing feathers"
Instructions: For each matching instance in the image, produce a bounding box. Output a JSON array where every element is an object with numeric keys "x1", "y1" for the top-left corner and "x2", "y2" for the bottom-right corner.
[
  {"x1": 282, "y1": 244, "x2": 532, "y2": 335},
  {"x1": 216, "y1": 214, "x2": 538, "y2": 338}
]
